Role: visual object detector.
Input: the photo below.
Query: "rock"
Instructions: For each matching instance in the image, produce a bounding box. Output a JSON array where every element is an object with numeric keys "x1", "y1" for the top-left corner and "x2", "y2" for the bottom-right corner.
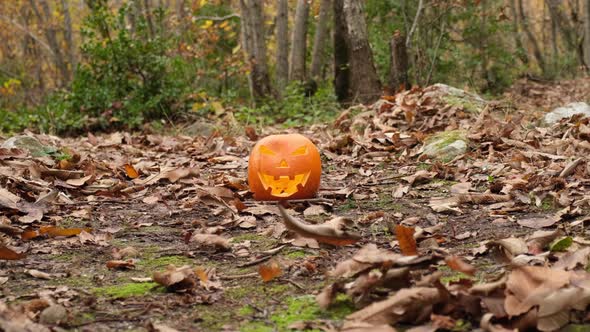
[
  {"x1": 544, "y1": 102, "x2": 590, "y2": 124},
  {"x1": 421, "y1": 130, "x2": 468, "y2": 161},
  {"x1": 39, "y1": 305, "x2": 67, "y2": 325},
  {"x1": 0, "y1": 135, "x2": 53, "y2": 157},
  {"x1": 423, "y1": 83, "x2": 486, "y2": 113}
]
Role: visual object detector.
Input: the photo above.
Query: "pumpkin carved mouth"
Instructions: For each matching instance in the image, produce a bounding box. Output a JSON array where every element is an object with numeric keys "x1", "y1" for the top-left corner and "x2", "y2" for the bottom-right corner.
[{"x1": 258, "y1": 171, "x2": 311, "y2": 197}]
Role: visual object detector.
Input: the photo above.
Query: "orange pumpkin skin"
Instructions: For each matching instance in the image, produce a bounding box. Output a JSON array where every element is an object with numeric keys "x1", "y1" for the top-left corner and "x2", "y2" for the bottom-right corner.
[{"x1": 248, "y1": 134, "x2": 321, "y2": 201}]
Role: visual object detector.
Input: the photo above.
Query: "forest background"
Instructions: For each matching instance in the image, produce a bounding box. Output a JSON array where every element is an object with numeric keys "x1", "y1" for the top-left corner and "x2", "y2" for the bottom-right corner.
[{"x1": 0, "y1": 0, "x2": 589, "y2": 134}]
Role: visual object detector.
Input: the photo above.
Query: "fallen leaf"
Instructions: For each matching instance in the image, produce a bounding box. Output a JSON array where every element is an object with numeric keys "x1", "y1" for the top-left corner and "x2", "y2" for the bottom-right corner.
[
  {"x1": 190, "y1": 233, "x2": 231, "y2": 251},
  {"x1": 517, "y1": 216, "x2": 559, "y2": 229},
  {"x1": 152, "y1": 265, "x2": 196, "y2": 292},
  {"x1": 445, "y1": 256, "x2": 476, "y2": 276},
  {"x1": 258, "y1": 260, "x2": 282, "y2": 282},
  {"x1": 278, "y1": 204, "x2": 361, "y2": 246},
  {"x1": 106, "y1": 260, "x2": 135, "y2": 270},
  {"x1": 124, "y1": 164, "x2": 139, "y2": 179},
  {"x1": 0, "y1": 246, "x2": 26, "y2": 260},
  {"x1": 395, "y1": 225, "x2": 418, "y2": 256},
  {"x1": 27, "y1": 269, "x2": 53, "y2": 280}
]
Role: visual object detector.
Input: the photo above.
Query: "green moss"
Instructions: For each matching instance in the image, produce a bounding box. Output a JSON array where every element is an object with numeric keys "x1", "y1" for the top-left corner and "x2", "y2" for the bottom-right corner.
[
  {"x1": 426, "y1": 130, "x2": 467, "y2": 149},
  {"x1": 136, "y1": 255, "x2": 194, "y2": 270},
  {"x1": 338, "y1": 198, "x2": 357, "y2": 212},
  {"x1": 59, "y1": 275, "x2": 94, "y2": 288},
  {"x1": 437, "y1": 265, "x2": 475, "y2": 284},
  {"x1": 560, "y1": 325, "x2": 590, "y2": 332},
  {"x1": 442, "y1": 95, "x2": 484, "y2": 113},
  {"x1": 416, "y1": 162, "x2": 432, "y2": 170},
  {"x1": 238, "y1": 305, "x2": 255, "y2": 316},
  {"x1": 70, "y1": 312, "x2": 96, "y2": 326},
  {"x1": 239, "y1": 295, "x2": 354, "y2": 332},
  {"x1": 93, "y1": 282, "x2": 163, "y2": 298},
  {"x1": 284, "y1": 250, "x2": 308, "y2": 259}
]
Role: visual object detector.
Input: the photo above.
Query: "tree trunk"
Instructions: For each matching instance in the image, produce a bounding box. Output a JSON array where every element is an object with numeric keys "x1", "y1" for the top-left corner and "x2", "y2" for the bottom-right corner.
[
  {"x1": 508, "y1": 0, "x2": 528, "y2": 65},
  {"x1": 310, "y1": 0, "x2": 331, "y2": 79},
  {"x1": 239, "y1": 0, "x2": 272, "y2": 100},
  {"x1": 335, "y1": 0, "x2": 381, "y2": 104},
  {"x1": 60, "y1": 0, "x2": 76, "y2": 74},
  {"x1": 276, "y1": 0, "x2": 289, "y2": 93},
  {"x1": 517, "y1": 0, "x2": 546, "y2": 73},
  {"x1": 584, "y1": 0, "x2": 590, "y2": 68},
  {"x1": 29, "y1": 0, "x2": 71, "y2": 85},
  {"x1": 289, "y1": 0, "x2": 309, "y2": 82},
  {"x1": 388, "y1": 30, "x2": 409, "y2": 94},
  {"x1": 333, "y1": 0, "x2": 349, "y2": 102}
]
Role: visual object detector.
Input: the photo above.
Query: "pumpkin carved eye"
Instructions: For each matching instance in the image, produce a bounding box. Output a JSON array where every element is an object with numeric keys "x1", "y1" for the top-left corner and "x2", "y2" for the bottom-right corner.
[
  {"x1": 259, "y1": 145, "x2": 276, "y2": 155},
  {"x1": 291, "y1": 146, "x2": 308, "y2": 156}
]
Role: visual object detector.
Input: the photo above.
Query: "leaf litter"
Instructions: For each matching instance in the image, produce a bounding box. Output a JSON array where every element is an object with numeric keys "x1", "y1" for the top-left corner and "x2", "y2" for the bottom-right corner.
[{"x1": 1, "y1": 80, "x2": 590, "y2": 330}]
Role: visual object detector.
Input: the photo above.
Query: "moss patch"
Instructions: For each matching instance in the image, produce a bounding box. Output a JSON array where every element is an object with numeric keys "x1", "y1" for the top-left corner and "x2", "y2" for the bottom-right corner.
[
  {"x1": 284, "y1": 250, "x2": 308, "y2": 259},
  {"x1": 230, "y1": 233, "x2": 277, "y2": 250},
  {"x1": 225, "y1": 284, "x2": 290, "y2": 301},
  {"x1": 426, "y1": 130, "x2": 467, "y2": 149},
  {"x1": 240, "y1": 295, "x2": 355, "y2": 332},
  {"x1": 442, "y1": 95, "x2": 484, "y2": 113},
  {"x1": 93, "y1": 282, "x2": 162, "y2": 298}
]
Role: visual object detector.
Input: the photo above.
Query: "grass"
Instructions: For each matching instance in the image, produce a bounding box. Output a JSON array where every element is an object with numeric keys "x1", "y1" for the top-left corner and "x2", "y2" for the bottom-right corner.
[{"x1": 93, "y1": 282, "x2": 163, "y2": 298}]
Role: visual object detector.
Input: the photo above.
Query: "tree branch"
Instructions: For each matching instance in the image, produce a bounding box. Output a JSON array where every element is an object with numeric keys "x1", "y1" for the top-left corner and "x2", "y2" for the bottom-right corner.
[
  {"x1": 406, "y1": 0, "x2": 424, "y2": 48},
  {"x1": 0, "y1": 15, "x2": 55, "y2": 57},
  {"x1": 192, "y1": 13, "x2": 240, "y2": 21}
]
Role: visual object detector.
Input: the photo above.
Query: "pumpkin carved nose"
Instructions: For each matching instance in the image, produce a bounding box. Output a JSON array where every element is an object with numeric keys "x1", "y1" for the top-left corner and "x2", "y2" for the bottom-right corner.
[{"x1": 278, "y1": 159, "x2": 289, "y2": 168}]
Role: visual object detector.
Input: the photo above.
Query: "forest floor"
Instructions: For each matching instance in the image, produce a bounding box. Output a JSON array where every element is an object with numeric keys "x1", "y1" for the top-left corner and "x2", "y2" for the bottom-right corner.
[{"x1": 2, "y1": 77, "x2": 590, "y2": 332}]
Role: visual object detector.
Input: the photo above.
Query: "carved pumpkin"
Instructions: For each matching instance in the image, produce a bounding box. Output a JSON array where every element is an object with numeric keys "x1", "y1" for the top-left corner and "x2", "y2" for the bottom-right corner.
[{"x1": 248, "y1": 134, "x2": 321, "y2": 200}]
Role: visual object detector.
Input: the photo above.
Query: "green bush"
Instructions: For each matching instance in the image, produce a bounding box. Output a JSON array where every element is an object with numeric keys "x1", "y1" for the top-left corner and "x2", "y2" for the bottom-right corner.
[
  {"x1": 235, "y1": 82, "x2": 340, "y2": 127},
  {"x1": 41, "y1": 2, "x2": 192, "y2": 133}
]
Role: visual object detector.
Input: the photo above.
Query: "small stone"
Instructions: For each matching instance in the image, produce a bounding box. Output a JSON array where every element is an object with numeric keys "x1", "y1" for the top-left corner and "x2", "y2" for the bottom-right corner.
[
  {"x1": 0, "y1": 135, "x2": 54, "y2": 157},
  {"x1": 39, "y1": 305, "x2": 67, "y2": 325},
  {"x1": 421, "y1": 130, "x2": 468, "y2": 161},
  {"x1": 544, "y1": 102, "x2": 590, "y2": 124}
]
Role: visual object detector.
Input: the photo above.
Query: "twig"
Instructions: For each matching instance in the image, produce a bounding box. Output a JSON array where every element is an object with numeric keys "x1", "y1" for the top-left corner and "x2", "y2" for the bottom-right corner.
[
  {"x1": 285, "y1": 278, "x2": 305, "y2": 290},
  {"x1": 426, "y1": 19, "x2": 446, "y2": 86},
  {"x1": 192, "y1": 13, "x2": 240, "y2": 21},
  {"x1": 406, "y1": 0, "x2": 425, "y2": 48},
  {"x1": 237, "y1": 255, "x2": 272, "y2": 268}
]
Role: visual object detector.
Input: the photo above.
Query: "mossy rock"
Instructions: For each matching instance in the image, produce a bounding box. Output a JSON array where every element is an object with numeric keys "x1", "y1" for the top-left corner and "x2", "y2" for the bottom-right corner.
[{"x1": 422, "y1": 130, "x2": 468, "y2": 161}]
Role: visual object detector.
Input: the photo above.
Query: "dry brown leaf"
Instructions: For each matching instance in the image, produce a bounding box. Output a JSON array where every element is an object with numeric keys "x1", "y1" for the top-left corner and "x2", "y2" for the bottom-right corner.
[
  {"x1": 278, "y1": 204, "x2": 361, "y2": 246},
  {"x1": 106, "y1": 260, "x2": 135, "y2": 270},
  {"x1": 124, "y1": 164, "x2": 139, "y2": 179},
  {"x1": 112, "y1": 246, "x2": 140, "y2": 259},
  {"x1": 152, "y1": 265, "x2": 196, "y2": 292},
  {"x1": 0, "y1": 246, "x2": 26, "y2": 260},
  {"x1": 190, "y1": 233, "x2": 231, "y2": 251},
  {"x1": 517, "y1": 216, "x2": 559, "y2": 229},
  {"x1": 27, "y1": 269, "x2": 53, "y2": 280},
  {"x1": 445, "y1": 256, "x2": 476, "y2": 276},
  {"x1": 346, "y1": 287, "x2": 442, "y2": 325},
  {"x1": 395, "y1": 225, "x2": 418, "y2": 256},
  {"x1": 258, "y1": 260, "x2": 282, "y2": 282}
]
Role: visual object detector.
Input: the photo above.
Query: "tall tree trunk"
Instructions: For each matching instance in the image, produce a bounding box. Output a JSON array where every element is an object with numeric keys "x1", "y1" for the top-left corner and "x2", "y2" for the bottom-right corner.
[
  {"x1": 388, "y1": 30, "x2": 409, "y2": 93},
  {"x1": 289, "y1": 0, "x2": 309, "y2": 82},
  {"x1": 276, "y1": 0, "x2": 289, "y2": 93},
  {"x1": 310, "y1": 0, "x2": 331, "y2": 79},
  {"x1": 333, "y1": 0, "x2": 349, "y2": 102},
  {"x1": 60, "y1": 0, "x2": 76, "y2": 74},
  {"x1": 143, "y1": 0, "x2": 155, "y2": 37},
  {"x1": 239, "y1": 0, "x2": 272, "y2": 100},
  {"x1": 29, "y1": 0, "x2": 71, "y2": 85},
  {"x1": 517, "y1": 0, "x2": 546, "y2": 74},
  {"x1": 508, "y1": 0, "x2": 528, "y2": 65},
  {"x1": 584, "y1": 0, "x2": 590, "y2": 68},
  {"x1": 335, "y1": 0, "x2": 381, "y2": 104}
]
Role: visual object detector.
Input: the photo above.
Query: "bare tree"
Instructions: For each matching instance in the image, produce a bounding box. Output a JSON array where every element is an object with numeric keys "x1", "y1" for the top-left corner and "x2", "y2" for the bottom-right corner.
[
  {"x1": 334, "y1": 0, "x2": 381, "y2": 104},
  {"x1": 508, "y1": 0, "x2": 529, "y2": 65},
  {"x1": 389, "y1": 30, "x2": 409, "y2": 93},
  {"x1": 585, "y1": 0, "x2": 590, "y2": 68},
  {"x1": 239, "y1": 0, "x2": 272, "y2": 100},
  {"x1": 310, "y1": 0, "x2": 331, "y2": 79},
  {"x1": 60, "y1": 0, "x2": 76, "y2": 74},
  {"x1": 289, "y1": 0, "x2": 309, "y2": 82},
  {"x1": 517, "y1": 0, "x2": 546, "y2": 73},
  {"x1": 29, "y1": 0, "x2": 71, "y2": 85},
  {"x1": 276, "y1": 0, "x2": 289, "y2": 92}
]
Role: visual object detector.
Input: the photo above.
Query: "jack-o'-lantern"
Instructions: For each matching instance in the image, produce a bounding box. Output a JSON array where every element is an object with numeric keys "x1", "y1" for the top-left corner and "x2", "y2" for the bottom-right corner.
[{"x1": 248, "y1": 134, "x2": 321, "y2": 201}]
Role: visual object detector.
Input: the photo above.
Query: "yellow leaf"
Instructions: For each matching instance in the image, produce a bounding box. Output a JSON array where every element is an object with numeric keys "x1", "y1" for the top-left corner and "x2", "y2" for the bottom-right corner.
[
  {"x1": 200, "y1": 20, "x2": 213, "y2": 29},
  {"x1": 219, "y1": 21, "x2": 229, "y2": 29},
  {"x1": 199, "y1": 0, "x2": 208, "y2": 7}
]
